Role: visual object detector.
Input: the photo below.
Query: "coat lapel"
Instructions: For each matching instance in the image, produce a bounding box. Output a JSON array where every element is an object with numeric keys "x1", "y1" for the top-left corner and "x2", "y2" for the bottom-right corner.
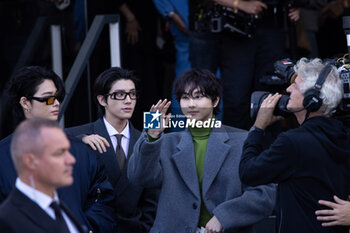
[
  {"x1": 171, "y1": 131, "x2": 201, "y2": 199},
  {"x1": 93, "y1": 118, "x2": 121, "y2": 187},
  {"x1": 127, "y1": 123, "x2": 141, "y2": 158},
  {"x1": 202, "y1": 127, "x2": 231, "y2": 195},
  {"x1": 12, "y1": 188, "x2": 60, "y2": 233}
]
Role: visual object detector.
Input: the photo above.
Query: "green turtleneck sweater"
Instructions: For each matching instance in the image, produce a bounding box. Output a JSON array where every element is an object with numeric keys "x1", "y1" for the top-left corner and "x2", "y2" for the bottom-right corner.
[{"x1": 189, "y1": 126, "x2": 212, "y2": 227}]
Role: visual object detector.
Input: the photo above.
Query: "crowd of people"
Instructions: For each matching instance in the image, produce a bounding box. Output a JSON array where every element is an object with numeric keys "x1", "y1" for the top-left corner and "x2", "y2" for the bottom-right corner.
[
  {"x1": 0, "y1": 59, "x2": 350, "y2": 233},
  {"x1": 0, "y1": 0, "x2": 350, "y2": 233},
  {"x1": 1, "y1": 0, "x2": 349, "y2": 132}
]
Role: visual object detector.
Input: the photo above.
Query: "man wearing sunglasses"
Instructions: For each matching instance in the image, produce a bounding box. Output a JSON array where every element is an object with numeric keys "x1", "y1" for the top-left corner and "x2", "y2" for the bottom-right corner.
[
  {"x1": 66, "y1": 67, "x2": 159, "y2": 233},
  {"x1": 27, "y1": 95, "x2": 64, "y2": 105},
  {"x1": 0, "y1": 66, "x2": 116, "y2": 233}
]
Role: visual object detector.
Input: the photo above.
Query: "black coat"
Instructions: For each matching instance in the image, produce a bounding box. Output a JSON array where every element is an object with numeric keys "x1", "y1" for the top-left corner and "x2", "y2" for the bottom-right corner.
[
  {"x1": 0, "y1": 135, "x2": 117, "y2": 233},
  {"x1": 66, "y1": 118, "x2": 159, "y2": 233},
  {"x1": 0, "y1": 188, "x2": 86, "y2": 233},
  {"x1": 240, "y1": 116, "x2": 350, "y2": 233}
]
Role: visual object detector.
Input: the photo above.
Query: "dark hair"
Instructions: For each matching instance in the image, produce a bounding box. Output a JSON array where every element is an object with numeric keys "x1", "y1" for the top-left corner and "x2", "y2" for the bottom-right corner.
[
  {"x1": 174, "y1": 69, "x2": 223, "y2": 115},
  {"x1": 94, "y1": 67, "x2": 139, "y2": 115},
  {"x1": 6, "y1": 66, "x2": 65, "y2": 125}
]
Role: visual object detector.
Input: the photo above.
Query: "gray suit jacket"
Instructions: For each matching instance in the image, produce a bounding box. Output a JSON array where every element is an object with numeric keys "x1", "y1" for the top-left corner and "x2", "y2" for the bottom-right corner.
[
  {"x1": 66, "y1": 118, "x2": 159, "y2": 233},
  {"x1": 128, "y1": 125, "x2": 276, "y2": 233}
]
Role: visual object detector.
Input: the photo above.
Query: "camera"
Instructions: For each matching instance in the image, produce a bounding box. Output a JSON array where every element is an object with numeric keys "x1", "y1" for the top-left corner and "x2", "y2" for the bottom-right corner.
[
  {"x1": 250, "y1": 91, "x2": 292, "y2": 120},
  {"x1": 335, "y1": 63, "x2": 350, "y2": 115},
  {"x1": 251, "y1": 57, "x2": 350, "y2": 121},
  {"x1": 251, "y1": 16, "x2": 350, "y2": 123},
  {"x1": 260, "y1": 59, "x2": 296, "y2": 86}
]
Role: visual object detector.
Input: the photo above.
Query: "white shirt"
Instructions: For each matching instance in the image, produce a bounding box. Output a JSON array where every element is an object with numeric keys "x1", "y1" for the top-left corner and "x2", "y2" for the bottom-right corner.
[
  {"x1": 15, "y1": 178, "x2": 79, "y2": 233},
  {"x1": 103, "y1": 117, "x2": 130, "y2": 158}
]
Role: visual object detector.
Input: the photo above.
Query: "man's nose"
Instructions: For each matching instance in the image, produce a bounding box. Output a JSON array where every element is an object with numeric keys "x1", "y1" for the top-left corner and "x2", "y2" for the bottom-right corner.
[
  {"x1": 124, "y1": 94, "x2": 132, "y2": 103},
  {"x1": 188, "y1": 98, "x2": 196, "y2": 107},
  {"x1": 66, "y1": 152, "x2": 76, "y2": 165}
]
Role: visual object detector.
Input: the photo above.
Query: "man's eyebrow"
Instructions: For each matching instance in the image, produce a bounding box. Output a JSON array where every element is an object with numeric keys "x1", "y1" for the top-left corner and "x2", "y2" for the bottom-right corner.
[
  {"x1": 111, "y1": 88, "x2": 136, "y2": 92},
  {"x1": 40, "y1": 91, "x2": 55, "y2": 95}
]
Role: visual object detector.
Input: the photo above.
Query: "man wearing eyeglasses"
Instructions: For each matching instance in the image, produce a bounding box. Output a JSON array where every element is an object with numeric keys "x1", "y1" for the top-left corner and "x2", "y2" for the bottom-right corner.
[{"x1": 66, "y1": 67, "x2": 159, "y2": 233}]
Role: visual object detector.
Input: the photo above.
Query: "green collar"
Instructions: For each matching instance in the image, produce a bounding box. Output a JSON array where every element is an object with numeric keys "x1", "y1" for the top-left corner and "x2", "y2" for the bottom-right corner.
[{"x1": 189, "y1": 125, "x2": 211, "y2": 138}]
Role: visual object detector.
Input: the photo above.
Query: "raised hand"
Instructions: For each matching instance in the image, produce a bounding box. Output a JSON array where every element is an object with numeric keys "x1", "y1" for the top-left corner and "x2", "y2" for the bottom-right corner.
[{"x1": 147, "y1": 99, "x2": 171, "y2": 139}]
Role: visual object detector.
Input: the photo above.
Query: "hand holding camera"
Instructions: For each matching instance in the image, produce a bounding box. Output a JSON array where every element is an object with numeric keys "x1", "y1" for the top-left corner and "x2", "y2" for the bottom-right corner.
[{"x1": 254, "y1": 93, "x2": 284, "y2": 130}]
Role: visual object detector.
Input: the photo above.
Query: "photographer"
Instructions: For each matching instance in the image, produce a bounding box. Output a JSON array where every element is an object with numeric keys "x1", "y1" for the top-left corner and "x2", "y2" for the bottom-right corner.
[{"x1": 239, "y1": 58, "x2": 350, "y2": 233}]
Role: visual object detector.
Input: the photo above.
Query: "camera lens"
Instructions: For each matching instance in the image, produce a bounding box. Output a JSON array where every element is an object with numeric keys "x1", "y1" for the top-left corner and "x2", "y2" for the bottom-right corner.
[{"x1": 250, "y1": 91, "x2": 292, "y2": 120}]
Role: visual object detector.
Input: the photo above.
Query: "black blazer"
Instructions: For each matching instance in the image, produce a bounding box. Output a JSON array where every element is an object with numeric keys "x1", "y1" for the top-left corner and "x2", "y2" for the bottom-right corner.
[
  {"x1": 0, "y1": 134, "x2": 117, "y2": 233},
  {"x1": 0, "y1": 188, "x2": 86, "y2": 233},
  {"x1": 66, "y1": 118, "x2": 159, "y2": 233}
]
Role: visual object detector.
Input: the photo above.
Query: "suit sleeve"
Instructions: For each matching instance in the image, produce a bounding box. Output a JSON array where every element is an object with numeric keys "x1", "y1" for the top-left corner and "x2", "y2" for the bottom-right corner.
[
  {"x1": 0, "y1": 217, "x2": 14, "y2": 232},
  {"x1": 127, "y1": 131, "x2": 163, "y2": 188},
  {"x1": 65, "y1": 126, "x2": 90, "y2": 141},
  {"x1": 0, "y1": 140, "x2": 17, "y2": 204},
  {"x1": 138, "y1": 187, "x2": 160, "y2": 231},
  {"x1": 153, "y1": 0, "x2": 175, "y2": 18},
  {"x1": 115, "y1": 186, "x2": 160, "y2": 232},
  {"x1": 213, "y1": 183, "x2": 276, "y2": 231},
  {"x1": 84, "y1": 149, "x2": 117, "y2": 233},
  {"x1": 239, "y1": 130, "x2": 299, "y2": 186}
]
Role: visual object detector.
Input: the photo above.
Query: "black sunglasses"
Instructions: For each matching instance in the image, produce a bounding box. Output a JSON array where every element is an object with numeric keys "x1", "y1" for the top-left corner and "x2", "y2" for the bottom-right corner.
[
  {"x1": 28, "y1": 95, "x2": 63, "y2": 105},
  {"x1": 106, "y1": 91, "x2": 138, "y2": 100}
]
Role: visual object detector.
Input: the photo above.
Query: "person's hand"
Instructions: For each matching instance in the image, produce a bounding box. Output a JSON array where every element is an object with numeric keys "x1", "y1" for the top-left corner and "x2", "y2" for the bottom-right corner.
[
  {"x1": 254, "y1": 93, "x2": 283, "y2": 130},
  {"x1": 288, "y1": 8, "x2": 300, "y2": 22},
  {"x1": 316, "y1": 196, "x2": 350, "y2": 226},
  {"x1": 147, "y1": 99, "x2": 171, "y2": 139},
  {"x1": 205, "y1": 216, "x2": 223, "y2": 233},
  {"x1": 82, "y1": 134, "x2": 110, "y2": 154},
  {"x1": 320, "y1": 0, "x2": 345, "y2": 19},
  {"x1": 170, "y1": 12, "x2": 189, "y2": 35},
  {"x1": 126, "y1": 18, "x2": 142, "y2": 45},
  {"x1": 238, "y1": 1, "x2": 267, "y2": 15}
]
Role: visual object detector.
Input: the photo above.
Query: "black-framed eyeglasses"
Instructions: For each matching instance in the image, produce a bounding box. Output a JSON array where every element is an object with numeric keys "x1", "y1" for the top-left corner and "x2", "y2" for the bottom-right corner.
[
  {"x1": 106, "y1": 91, "x2": 137, "y2": 100},
  {"x1": 27, "y1": 95, "x2": 63, "y2": 105}
]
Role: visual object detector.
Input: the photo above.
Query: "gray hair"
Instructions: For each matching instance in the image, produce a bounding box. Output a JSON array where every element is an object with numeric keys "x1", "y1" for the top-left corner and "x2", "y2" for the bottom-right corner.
[
  {"x1": 294, "y1": 58, "x2": 343, "y2": 114},
  {"x1": 10, "y1": 118, "x2": 60, "y2": 174}
]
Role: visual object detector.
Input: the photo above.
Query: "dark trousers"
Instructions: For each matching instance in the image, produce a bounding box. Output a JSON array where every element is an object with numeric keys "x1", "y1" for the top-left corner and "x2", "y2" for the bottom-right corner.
[{"x1": 189, "y1": 28, "x2": 285, "y2": 129}]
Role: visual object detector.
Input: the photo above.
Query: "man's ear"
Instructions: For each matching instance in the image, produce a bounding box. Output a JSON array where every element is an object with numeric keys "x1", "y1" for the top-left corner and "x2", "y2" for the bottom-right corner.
[
  {"x1": 19, "y1": 96, "x2": 31, "y2": 112},
  {"x1": 213, "y1": 97, "x2": 220, "y2": 108},
  {"x1": 23, "y1": 153, "x2": 37, "y2": 170},
  {"x1": 97, "y1": 95, "x2": 107, "y2": 107}
]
